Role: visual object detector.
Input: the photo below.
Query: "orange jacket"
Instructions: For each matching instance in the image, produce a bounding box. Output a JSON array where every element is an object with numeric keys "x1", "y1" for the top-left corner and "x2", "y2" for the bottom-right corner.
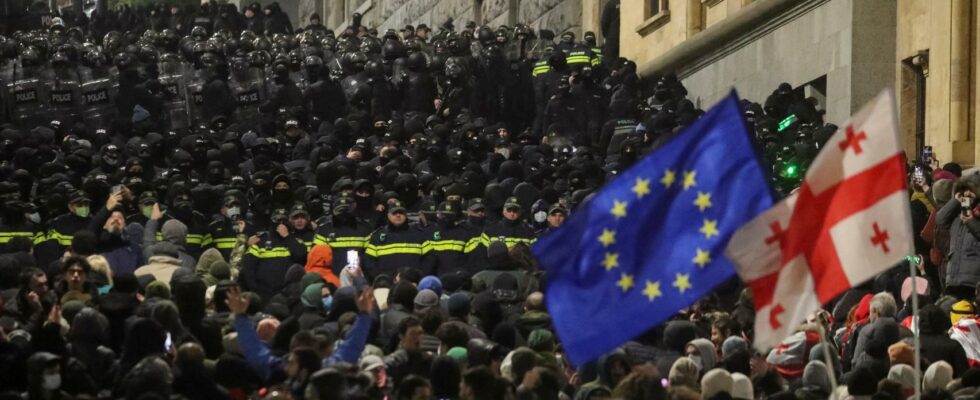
[{"x1": 305, "y1": 244, "x2": 340, "y2": 288}]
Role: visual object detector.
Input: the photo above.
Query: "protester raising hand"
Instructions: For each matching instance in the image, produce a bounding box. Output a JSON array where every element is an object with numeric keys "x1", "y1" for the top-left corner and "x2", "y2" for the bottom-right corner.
[{"x1": 225, "y1": 286, "x2": 250, "y2": 316}]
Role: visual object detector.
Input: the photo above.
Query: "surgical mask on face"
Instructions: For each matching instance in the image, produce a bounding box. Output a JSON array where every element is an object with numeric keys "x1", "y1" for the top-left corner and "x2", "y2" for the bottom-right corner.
[
  {"x1": 321, "y1": 295, "x2": 332, "y2": 311},
  {"x1": 42, "y1": 373, "x2": 61, "y2": 390},
  {"x1": 227, "y1": 206, "x2": 241, "y2": 219},
  {"x1": 534, "y1": 211, "x2": 547, "y2": 223},
  {"x1": 27, "y1": 212, "x2": 40, "y2": 224},
  {"x1": 74, "y1": 206, "x2": 90, "y2": 218},
  {"x1": 142, "y1": 206, "x2": 154, "y2": 219}
]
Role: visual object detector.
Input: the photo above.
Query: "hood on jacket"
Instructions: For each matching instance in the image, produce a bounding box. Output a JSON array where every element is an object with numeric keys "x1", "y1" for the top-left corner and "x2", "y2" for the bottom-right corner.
[
  {"x1": 668, "y1": 356, "x2": 699, "y2": 390},
  {"x1": 162, "y1": 219, "x2": 188, "y2": 245},
  {"x1": 802, "y1": 360, "x2": 832, "y2": 394},
  {"x1": 305, "y1": 244, "x2": 340, "y2": 288},
  {"x1": 595, "y1": 348, "x2": 632, "y2": 388},
  {"x1": 923, "y1": 361, "x2": 953, "y2": 392},
  {"x1": 663, "y1": 321, "x2": 697, "y2": 354},
  {"x1": 147, "y1": 254, "x2": 183, "y2": 267},
  {"x1": 301, "y1": 282, "x2": 326, "y2": 311},
  {"x1": 701, "y1": 368, "x2": 733, "y2": 399},
  {"x1": 196, "y1": 248, "x2": 224, "y2": 276},
  {"x1": 687, "y1": 338, "x2": 717, "y2": 371}
]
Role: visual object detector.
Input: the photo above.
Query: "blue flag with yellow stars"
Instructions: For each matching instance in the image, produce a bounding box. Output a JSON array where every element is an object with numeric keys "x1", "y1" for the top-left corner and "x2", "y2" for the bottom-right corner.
[{"x1": 532, "y1": 91, "x2": 775, "y2": 365}]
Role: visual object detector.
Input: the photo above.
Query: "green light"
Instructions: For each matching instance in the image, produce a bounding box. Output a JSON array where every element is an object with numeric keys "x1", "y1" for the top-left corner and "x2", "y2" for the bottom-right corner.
[
  {"x1": 778, "y1": 114, "x2": 798, "y2": 132},
  {"x1": 783, "y1": 164, "x2": 798, "y2": 178}
]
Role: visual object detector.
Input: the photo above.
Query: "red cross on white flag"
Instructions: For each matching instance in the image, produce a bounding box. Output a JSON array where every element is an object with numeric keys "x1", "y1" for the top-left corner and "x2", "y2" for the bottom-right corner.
[{"x1": 725, "y1": 89, "x2": 912, "y2": 352}]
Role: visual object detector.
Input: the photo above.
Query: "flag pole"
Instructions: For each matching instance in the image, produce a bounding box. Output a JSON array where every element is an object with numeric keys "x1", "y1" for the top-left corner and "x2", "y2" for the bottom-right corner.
[
  {"x1": 909, "y1": 257, "x2": 922, "y2": 398},
  {"x1": 817, "y1": 323, "x2": 840, "y2": 400}
]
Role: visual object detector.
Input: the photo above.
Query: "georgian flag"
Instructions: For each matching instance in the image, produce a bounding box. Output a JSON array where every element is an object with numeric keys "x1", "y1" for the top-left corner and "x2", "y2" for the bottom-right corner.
[{"x1": 725, "y1": 89, "x2": 913, "y2": 351}]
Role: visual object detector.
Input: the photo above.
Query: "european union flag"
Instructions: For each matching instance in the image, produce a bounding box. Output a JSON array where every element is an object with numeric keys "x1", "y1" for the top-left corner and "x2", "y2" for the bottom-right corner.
[{"x1": 532, "y1": 92, "x2": 774, "y2": 365}]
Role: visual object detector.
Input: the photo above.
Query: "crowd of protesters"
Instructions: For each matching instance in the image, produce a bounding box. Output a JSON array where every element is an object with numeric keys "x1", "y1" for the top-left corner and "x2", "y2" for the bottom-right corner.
[{"x1": 1, "y1": 0, "x2": 980, "y2": 399}]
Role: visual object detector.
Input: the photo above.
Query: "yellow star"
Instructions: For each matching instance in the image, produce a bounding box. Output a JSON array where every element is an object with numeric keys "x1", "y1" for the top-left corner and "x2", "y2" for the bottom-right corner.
[
  {"x1": 632, "y1": 178, "x2": 651, "y2": 199},
  {"x1": 603, "y1": 252, "x2": 619, "y2": 271},
  {"x1": 660, "y1": 169, "x2": 676, "y2": 188},
  {"x1": 700, "y1": 219, "x2": 719, "y2": 239},
  {"x1": 598, "y1": 229, "x2": 616, "y2": 247},
  {"x1": 673, "y1": 273, "x2": 692, "y2": 294},
  {"x1": 643, "y1": 280, "x2": 662, "y2": 302},
  {"x1": 694, "y1": 192, "x2": 712, "y2": 212},
  {"x1": 611, "y1": 200, "x2": 627, "y2": 219},
  {"x1": 693, "y1": 248, "x2": 711, "y2": 268},
  {"x1": 683, "y1": 171, "x2": 697, "y2": 190},
  {"x1": 617, "y1": 273, "x2": 634, "y2": 292}
]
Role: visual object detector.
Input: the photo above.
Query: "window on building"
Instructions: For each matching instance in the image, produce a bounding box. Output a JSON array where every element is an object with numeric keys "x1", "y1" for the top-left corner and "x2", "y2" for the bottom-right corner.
[
  {"x1": 901, "y1": 52, "x2": 929, "y2": 155},
  {"x1": 646, "y1": 0, "x2": 668, "y2": 19}
]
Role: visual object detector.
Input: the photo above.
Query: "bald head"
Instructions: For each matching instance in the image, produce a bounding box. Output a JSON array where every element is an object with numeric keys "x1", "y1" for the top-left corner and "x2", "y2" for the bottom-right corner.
[{"x1": 525, "y1": 292, "x2": 545, "y2": 312}]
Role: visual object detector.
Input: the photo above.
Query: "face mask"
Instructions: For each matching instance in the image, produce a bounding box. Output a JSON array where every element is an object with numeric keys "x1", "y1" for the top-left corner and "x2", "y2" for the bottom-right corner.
[
  {"x1": 27, "y1": 212, "x2": 40, "y2": 224},
  {"x1": 533, "y1": 211, "x2": 547, "y2": 223},
  {"x1": 74, "y1": 206, "x2": 90, "y2": 218},
  {"x1": 688, "y1": 355, "x2": 702, "y2": 371},
  {"x1": 321, "y1": 295, "x2": 332, "y2": 311},
  {"x1": 142, "y1": 205, "x2": 154, "y2": 219},
  {"x1": 42, "y1": 373, "x2": 61, "y2": 391},
  {"x1": 227, "y1": 206, "x2": 241, "y2": 219}
]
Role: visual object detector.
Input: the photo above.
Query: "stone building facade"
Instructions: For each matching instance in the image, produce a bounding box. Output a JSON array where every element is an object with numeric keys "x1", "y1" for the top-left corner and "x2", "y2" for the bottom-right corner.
[{"x1": 231, "y1": 0, "x2": 607, "y2": 45}]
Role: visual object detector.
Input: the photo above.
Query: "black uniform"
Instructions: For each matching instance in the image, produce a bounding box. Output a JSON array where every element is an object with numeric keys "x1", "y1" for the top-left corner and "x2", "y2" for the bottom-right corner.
[
  {"x1": 363, "y1": 214, "x2": 427, "y2": 281},
  {"x1": 239, "y1": 231, "x2": 307, "y2": 301}
]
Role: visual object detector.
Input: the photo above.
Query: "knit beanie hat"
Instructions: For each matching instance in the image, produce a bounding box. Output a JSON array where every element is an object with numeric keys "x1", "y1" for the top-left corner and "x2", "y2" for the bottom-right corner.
[
  {"x1": 887, "y1": 364, "x2": 917, "y2": 396},
  {"x1": 161, "y1": 219, "x2": 188, "y2": 245},
  {"x1": 923, "y1": 361, "x2": 953, "y2": 392},
  {"x1": 419, "y1": 276, "x2": 443, "y2": 296},
  {"x1": 669, "y1": 357, "x2": 700, "y2": 389},
  {"x1": 722, "y1": 336, "x2": 748, "y2": 359},
  {"x1": 210, "y1": 261, "x2": 231, "y2": 280},
  {"x1": 731, "y1": 372, "x2": 753, "y2": 400},
  {"x1": 447, "y1": 347, "x2": 468, "y2": 366},
  {"x1": 146, "y1": 280, "x2": 172, "y2": 300},
  {"x1": 414, "y1": 289, "x2": 440, "y2": 312},
  {"x1": 701, "y1": 368, "x2": 734, "y2": 399},
  {"x1": 803, "y1": 360, "x2": 832, "y2": 394},
  {"x1": 527, "y1": 329, "x2": 555, "y2": 352},
  {"x1": 447, "y1": 292, "x2": 471, "y2": 318},
  {"x1": 300, "y1": 272, "x2": 325, "y2": 291},
  {"x1": 887, "y1": 341, "x2": 914, "y2": 366},
  {"x1": 845, "y1": 367, "x2": 877, "y2": 396}
]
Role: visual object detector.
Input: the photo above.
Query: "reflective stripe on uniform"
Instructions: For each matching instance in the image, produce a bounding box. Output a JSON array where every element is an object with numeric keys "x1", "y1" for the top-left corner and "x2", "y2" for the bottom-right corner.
[
  {"x1": 532, "y1": 62, "x2": 550, "y2": 77},
  {"x1": 0, "y1": 232, "x2": 36, "y2": 244},
  {"x1": 480, "y1": 233, "x2": 536, "y2": 248},
  {"x1": 213, "y1": 237, "x2": 237, "y2": 249},
  {"x1": 247, "y1": 246, "x2": 292, "y2": 258},
  {"x1": 364, "y1": 242, "x2": 423, "y2": 257},
  {"x1": 313, "y1": 234, "x2": 367, "y2": 248},
  {"x1": 47, "y1": 230, "x2": 73, "y2": 246},
  {"x1": 156, "y1": 232, "x2": 212, "y2": 246},
  {"x1": 423, "y1": 240, "x2": 467, "y2": 253}
]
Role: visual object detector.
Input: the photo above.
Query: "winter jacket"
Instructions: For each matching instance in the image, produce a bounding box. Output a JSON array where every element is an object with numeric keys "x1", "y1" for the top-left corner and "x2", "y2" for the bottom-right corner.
[
  {"x1": 36, "y1": 212, "x2": 92, "y2": 271},
  {"x1": 304, "y1": 244, "x2": 340, "y2": 288},
  {"x1": 481, "y1": 218, "x2": 536, "y2": 249},
  {"x1": 135, "y1": 255, "x2": 184, "y2": 284},
  {"x1": 233, "y1": 312, "x2": 370, "y2": 382},
  {"x1": 313, "y1": 216, "x2": 372, "y2": 274},
  {"x1": 262, "y1": 3, "x2": 292, "y2": 34},
  {"x1": 918, "y1": 304, "x2": 970, "y2": 377},
  {"x1": 143, "y1": 219, "x2": 196, "y2": 270},
  {"x1": 938, "y1": 196, "x2": 980, "y2": 288},
  {"x1": 363, "y1": 222, "x2": 427, "y2": 281},
  {"x1": 239, "y1": 232, "x2": 307, "y2": 301},
  {"x1": 421, "y1": 220, "x2": 482, "y2": 276}
]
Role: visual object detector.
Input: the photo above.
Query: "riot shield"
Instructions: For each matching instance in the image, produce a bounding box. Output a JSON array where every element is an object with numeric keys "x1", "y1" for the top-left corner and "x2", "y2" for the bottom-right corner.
[
  {"x1": 4, "y1": 64, "x2": 46, "y2": 127},
  {"x1": 158, "y1": 55, "x2": 190, "y2": 129},
  {"x1": 230, "y1": 62, "x2": 266, "y2": 126},
  {"x1": 186, "y1": 67, "x2": 208, "y2": 126},
  {"x1": 78, "y1": 65, "x2": 118, "y2": 133},
  {"x1": 44, "y1": 65, "x2": 83, "y2": 123}
]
